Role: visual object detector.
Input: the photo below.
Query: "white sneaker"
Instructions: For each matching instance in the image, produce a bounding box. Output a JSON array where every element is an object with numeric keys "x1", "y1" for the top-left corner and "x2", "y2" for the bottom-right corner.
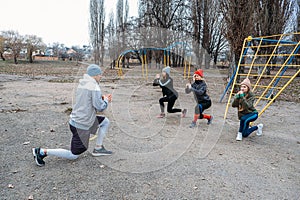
[
  {"x1": 236, "y1": 132, "x2": 242, "y2": 141},
  {"x1": 257, "y1": 124, "x2": 263, "y2": 136}
]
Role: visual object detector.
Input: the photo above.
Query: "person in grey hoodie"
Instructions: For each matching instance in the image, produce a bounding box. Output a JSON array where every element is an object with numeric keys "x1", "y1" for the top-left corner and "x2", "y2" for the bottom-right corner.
[
  {"x1": 32, "y1": 64, "x2": 112, "y2": 167},
  {"x1": 153, "y1": 66, "x2": 187, "y2": 118}
]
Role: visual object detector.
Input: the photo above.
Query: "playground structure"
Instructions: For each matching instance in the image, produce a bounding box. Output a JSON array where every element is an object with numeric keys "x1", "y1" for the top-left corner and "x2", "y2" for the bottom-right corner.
[
  {"x1": 221, "y1": 32, "x2": 300, "y2": 119},
  {"x1": 115, "y1": 42, "x2": 194, "y2": 79}
]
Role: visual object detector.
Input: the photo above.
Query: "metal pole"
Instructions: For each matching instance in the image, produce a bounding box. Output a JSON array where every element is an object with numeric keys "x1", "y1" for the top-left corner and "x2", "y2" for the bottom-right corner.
[
  {"x1": 254, "y1": 41, "x2": 300, "y2": 107},
  {"x1": 258, "y1": 68, "x2": 300, "y2": 117},
  {"x1": 224, "y1": 38, "x2": 249, "y2": 119}
]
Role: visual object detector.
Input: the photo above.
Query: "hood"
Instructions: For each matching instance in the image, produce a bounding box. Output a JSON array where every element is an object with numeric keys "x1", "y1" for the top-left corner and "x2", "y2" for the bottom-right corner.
[{"x1": 78, "y1": 74, "x2": 98, "y2": 90}]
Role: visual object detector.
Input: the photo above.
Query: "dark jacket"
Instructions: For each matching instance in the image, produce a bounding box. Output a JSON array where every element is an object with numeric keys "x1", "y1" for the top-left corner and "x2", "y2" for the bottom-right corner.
[
  {"x1": 185, "y1": 80, "x2": 211, "y2": 104},
  {"x1": 232, "y1": 91, "x2": 257, "y2": 119},
  {"x1": 153, "y1": 76, "x2": 178, "y2": 98}
]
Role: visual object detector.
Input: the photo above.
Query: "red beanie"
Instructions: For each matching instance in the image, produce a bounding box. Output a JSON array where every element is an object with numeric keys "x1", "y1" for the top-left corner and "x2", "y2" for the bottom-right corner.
[{"x1": 194, "y1": 69, "x2": 204, "y2": 77}]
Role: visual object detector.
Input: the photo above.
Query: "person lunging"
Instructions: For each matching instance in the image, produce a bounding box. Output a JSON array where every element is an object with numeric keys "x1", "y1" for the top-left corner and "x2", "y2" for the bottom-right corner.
[
  {"x1": 185, "y1": 69, "x2": 213, "y2": 128},
  {"x1": 153, "y1": 66, "x2": 187, "y2": 118},
  {"x1": 232, "y1": 78, "x2": 263, "y2": 141},
  {"x1": 32, "y1": 64, "x2": 113, "y2": 167}
]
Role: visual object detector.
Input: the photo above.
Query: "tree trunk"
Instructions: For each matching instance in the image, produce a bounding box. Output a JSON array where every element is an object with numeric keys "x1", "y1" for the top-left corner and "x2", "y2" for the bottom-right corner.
[
  {"x1": 14, "y1": 55, "x2": 18, "y2": 64},
  {"x1": 29, "y1": 50, "x2": 33, "y2": 63},
  {"x1": 0, "y1": 52, "x2": 5, "y2": 61},
  {"x1": 198, "y1": 47, "x2": 204, "y2": 69},
  {"x1": 204, "y1": 52, "x2": 210, "y2": 69},
  {"x1": 213, "y1": 52, "x2": 218, "y2": 66}
]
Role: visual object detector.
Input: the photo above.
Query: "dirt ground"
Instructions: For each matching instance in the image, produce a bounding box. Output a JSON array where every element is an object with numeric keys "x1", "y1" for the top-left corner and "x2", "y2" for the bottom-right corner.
[{"x1": 0, "y1": 61, "x2": 299, "y2": 199}]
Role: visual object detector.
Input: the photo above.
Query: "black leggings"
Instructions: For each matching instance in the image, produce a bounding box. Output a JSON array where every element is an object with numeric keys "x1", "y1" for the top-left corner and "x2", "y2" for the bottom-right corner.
[
  {"x1": 195, "y1": 100, "x2": 212, "y2": 119},
  {"x1": 159, "y1": 96, "x2": 181, "y2": 113}
]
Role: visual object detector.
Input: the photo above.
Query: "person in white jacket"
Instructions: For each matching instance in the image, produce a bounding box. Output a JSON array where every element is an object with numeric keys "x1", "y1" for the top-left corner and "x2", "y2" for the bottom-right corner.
[{"x1": 32, "y1": 64, "x2": 113, "y2": 167}]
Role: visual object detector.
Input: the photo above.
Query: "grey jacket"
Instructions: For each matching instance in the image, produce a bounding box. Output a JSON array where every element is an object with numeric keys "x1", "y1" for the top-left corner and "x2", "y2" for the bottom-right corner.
[{"x1": 69, "y1": 74, "x2": 108, "y2": 130}]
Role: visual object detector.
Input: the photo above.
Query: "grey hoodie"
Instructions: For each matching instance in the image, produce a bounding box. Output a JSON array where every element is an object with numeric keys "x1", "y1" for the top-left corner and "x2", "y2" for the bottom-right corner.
[{"x1": 69, "y1": 74, "x2": 108, "y2": 130}]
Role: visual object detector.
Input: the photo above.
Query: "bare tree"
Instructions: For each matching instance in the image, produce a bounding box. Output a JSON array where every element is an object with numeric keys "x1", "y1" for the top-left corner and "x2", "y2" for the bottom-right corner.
[
  {"x1": 90, "y1": 0, "x2": 105, "y2": 66},
  {"x1": 106, "y1": 10, "x2": 118, "y2": 68},
  {"x1": 51, "y1": 42, "x2": 61, "y2": 57},
  {"x1": 254, "y1": 0, "x2": 294, "y2": 36},
  {"x1": 24, "y1": 35, "x2": 45, "y2": 63},
  {"x1": 116, "y1": 0, "x2": 129, "y2": 52},
  {"x1": 71, "y1": 46, "x2": 85, "y2": 65},
  {"x1": 0, "y1": 35, "x2": 6, "y2": 61},
  {"x1": 190, "y1": 0, "x2": 203, "y2": 68},
  {"x1": 254, "y1": 0, "x2": 295, "y2": 74},
  {"x1": 220, "y1": 0, "x2": 256, "y2": 69},
  {"x1": 201, "y1": 0, "x2": 227, "y2": 68},
  {"x1": 2, "y1": 30, "x2": 24, "y2": 64}
]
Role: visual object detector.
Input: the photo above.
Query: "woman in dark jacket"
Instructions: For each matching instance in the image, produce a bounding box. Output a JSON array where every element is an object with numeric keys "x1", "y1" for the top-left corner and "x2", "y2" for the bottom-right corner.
[
  {"x1": 153, "y1": 66, "x2": 187, "y2": 118},
  {"x1": 232, "y1": 78, "x2": 263, "y2": 141},
  {"x1": 185, "y1": 69, "x2": 213, "y2": 128}
]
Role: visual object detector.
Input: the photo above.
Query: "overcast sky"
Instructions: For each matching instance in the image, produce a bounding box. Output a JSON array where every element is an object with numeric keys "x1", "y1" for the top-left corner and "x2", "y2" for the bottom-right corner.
[{"x1": 0, "y1": 0, "x2": 138, "y2": 47}]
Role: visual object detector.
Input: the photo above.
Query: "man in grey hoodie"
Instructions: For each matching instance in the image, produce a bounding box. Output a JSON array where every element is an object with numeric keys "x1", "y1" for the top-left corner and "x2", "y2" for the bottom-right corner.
[{"x1": 32, "y1": 64, "x2": 112, "y2": 167}]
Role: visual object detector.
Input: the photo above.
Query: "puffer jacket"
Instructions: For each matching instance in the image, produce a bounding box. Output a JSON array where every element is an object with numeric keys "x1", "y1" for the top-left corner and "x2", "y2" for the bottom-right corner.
[{"x1": 185, "y1": 80, "x2": 211, "y2": 103}]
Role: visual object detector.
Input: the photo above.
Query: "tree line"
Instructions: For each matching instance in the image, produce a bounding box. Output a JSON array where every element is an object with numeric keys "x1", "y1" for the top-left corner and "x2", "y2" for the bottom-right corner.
[
  {"x1": 90, "y1": 0, "x2": 298, "y2": 68},
  {"x1": 0, "y1": 30, "x2": 46, "y2": 64}
]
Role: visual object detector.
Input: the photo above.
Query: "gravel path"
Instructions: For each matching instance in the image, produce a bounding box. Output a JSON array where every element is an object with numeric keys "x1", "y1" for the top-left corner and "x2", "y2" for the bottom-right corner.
[{"x1": 0, "y1": 66, "x2": 299, "y2": 199}]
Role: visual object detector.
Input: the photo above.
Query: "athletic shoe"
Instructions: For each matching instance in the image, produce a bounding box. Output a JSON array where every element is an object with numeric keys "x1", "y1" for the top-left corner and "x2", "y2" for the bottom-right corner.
[
  {"x1": 257, "y1": 124, "x2": 263, "y2": 136},
  {"x1": 156, "y1": 113, "x2": 166, "y2": 118},
  {"x1": 207, "y1": 116, "x2": 213, "y2": 125},
  {"x1": 92, "y1": 146, "x2": 113, "y2": 156},
  {"x1": 236, "y1": 132, "x2": 242, "y2": 141},
  {"x1": 32, "y1": 147, "x2": 47, "y2": 167},
  {"x1": 189, "y1": 121, "x2": 197, "y2": 128},
  {"x1": 181, "y1": 109, "x2": 187, "y2": 118}
]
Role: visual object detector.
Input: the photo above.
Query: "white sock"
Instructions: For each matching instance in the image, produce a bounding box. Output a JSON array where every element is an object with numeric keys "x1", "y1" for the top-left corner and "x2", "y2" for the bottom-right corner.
[
  {"x1": 96, "y1": 117, "x2": 110, "y2": 147},
  {"x1": 46, "y1": 149, "x2": 79, "y2": 160}
]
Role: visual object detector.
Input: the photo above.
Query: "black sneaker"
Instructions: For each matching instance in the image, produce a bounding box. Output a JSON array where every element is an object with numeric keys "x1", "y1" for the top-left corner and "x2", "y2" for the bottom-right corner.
[
  {"x1": 92, "y1": 146, "x2": 113, "y2": 156},
  {"x1": 32, "y1": 147, "x2": 47, "y2": 166},
  {"x1": 207, "y1": 116, "x2": 213, "y2": 125}
]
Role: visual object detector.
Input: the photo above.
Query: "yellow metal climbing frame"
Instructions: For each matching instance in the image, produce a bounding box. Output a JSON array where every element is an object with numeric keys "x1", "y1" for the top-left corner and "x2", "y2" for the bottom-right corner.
[{"x1": 224, "y1": 32, "x2": 300, "y2": 119}]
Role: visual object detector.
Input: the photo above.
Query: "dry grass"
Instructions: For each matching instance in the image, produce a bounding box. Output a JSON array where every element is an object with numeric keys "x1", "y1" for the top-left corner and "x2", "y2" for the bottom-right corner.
[
  {"x1": 1, "y1": 60, "x2": 298, "y2": 102},
  {"x1": 0, "y1": 60, "x2": 81, "y2": 77}
]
